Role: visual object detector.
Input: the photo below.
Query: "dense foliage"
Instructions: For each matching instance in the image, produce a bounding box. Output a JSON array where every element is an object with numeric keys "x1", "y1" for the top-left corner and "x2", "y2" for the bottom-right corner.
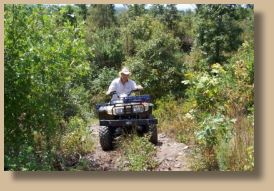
[
  {"x1": 4, "y1": 4, "x2": 254, "y2": 171},
  {"x1": 4, "y1": 5, "x2": 93, "y2": 170},
  {"x1": 195, "y1": 5, "x2": 245, "y2": 64}
]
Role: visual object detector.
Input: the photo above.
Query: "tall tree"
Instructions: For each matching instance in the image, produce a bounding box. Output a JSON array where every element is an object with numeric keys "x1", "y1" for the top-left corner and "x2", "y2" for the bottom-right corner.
[
  {"x1": 149, "y1": 4, "x2": 165, "y2": 18},
  {"x1": 127, "y1": 4, "x2": 146, "y2": 18},
  {"x1": 60, "y1": 5, "x2": 77, "y2": 26},
  {"x1": 177, "y1": 10, "x2": 195, "y2": 52},
  {"x1": 86, "y1": 4, "x2": 116, "y2": 29},
  {"x1": 164, "y1": 4, "x2": 180, "y2": 31},
  {"x1": 75, "y1": 4, "x2": 88, "y2": 20},
  {"x1": 85, "y1": 4, "x2": 122, "y2": 69},
  {"x1": 195, "y1": 4, "x2": 244, "y2": 65},
  {"x1": 122, "y1": 15, "x2": 184, "y2": 98}
]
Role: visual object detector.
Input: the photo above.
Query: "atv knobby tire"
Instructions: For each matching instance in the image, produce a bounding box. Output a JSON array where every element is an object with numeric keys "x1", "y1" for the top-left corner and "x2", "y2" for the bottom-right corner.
[
  {"x1": 149, "y1": 124, "x2": 158, "y2": 145},
  {"x1": 99, "y1": 126, "x2": 113, "y2": 151}
]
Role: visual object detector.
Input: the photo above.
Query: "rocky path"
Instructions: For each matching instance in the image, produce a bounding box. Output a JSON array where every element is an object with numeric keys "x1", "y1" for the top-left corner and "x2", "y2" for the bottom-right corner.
[
  {"x1": 155, "y1": 133, "x2": 191, "y2": 171},
  {"x1": 83, "y1": 124, "x2": 191, "y2": 171}
]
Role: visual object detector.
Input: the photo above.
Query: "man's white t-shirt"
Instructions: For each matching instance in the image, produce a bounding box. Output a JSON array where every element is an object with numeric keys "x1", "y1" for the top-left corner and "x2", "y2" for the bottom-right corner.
[{"x1": 107, "y1": 78, "x2": 138, "y2": 100}]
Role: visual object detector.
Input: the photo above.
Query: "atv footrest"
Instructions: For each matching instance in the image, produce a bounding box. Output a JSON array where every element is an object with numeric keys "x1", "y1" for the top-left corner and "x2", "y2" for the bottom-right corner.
[{"x1": 99, "y1": 118, "x2": 157, "y2": 127}]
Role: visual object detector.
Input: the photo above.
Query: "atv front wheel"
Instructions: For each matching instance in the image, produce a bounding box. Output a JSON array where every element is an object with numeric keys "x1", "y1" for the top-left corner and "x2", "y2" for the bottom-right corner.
[
  {"x1": 149, "y1": 124, "x2": 158, "y2": 145},
  {"x1": 99, "y1": 126, "x2": 113, "y2": 151}
]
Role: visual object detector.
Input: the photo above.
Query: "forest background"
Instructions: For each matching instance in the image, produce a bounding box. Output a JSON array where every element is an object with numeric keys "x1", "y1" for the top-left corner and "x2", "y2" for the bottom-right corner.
[{"x1": 4, "y1": 4, "x2": 254, "y2": 171}]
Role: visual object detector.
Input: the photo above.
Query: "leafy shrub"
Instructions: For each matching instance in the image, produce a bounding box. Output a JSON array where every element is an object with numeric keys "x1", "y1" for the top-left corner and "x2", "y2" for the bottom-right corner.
[
  {"x1": 185, "y1": 40, "x2": 254, "y2": 171},
  {"x1": 182, "y1": 63, "x2": 228, "y2": 113},
  {"x1": 60, "y1": 117, "x2": 94, "y2": 160},
  {"x1": 89, "y1": 67, "x2": 118, "y2": 108},
  {"x1": 4, "y1": 144, "x2": 53, "y2": 171},
  {"x1": 64, "y1": 85, "x2": 92, "y2": 122},
  {"x1": 195, "y1": 113, "x2": 234, "y2": 170},
  {"x1": 154, "y1": 95, "x2": 198, "y2": 144},
  {"x1": 4, "y1": 5, "x2": 93, "y2": 170}
]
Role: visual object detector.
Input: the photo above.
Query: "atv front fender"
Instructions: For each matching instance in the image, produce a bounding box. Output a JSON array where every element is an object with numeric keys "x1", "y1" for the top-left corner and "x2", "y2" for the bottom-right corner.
[{"x1": 99, "y1": 118, "x2": 158, "y2": 127}]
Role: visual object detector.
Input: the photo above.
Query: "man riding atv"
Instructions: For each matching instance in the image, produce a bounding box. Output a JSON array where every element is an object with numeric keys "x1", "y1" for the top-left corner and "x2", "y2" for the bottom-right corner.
[
  {"x1": 96, "y1": 67, "x2": 158, "y2": 151},
  {"x1": 106, "y1": 67, "x2": 143, "y2": 100}
]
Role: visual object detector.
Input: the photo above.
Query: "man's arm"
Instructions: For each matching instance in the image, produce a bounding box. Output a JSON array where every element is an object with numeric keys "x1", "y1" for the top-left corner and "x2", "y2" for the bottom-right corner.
[
  {"x1": 136, "y1": 85, "x2": 143, "y2": 90},
  {"x1": 106, "y1": 80, "x2": 117, "y2": 95},
  {"x1": 131, "y1": 80, "x2": 143, "y2": 91}
]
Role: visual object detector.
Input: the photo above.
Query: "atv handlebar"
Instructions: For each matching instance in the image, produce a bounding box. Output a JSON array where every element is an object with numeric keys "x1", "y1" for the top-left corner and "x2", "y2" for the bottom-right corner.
[{"x1": 109, "y1": 87, "x2": 143, "y2": 98}]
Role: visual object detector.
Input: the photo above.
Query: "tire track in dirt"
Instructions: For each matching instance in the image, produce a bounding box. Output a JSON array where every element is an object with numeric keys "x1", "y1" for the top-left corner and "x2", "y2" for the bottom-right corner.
[
  {"x1": 84, "y1": 124, "x2": 191, "y2": 171},
  {"x1": 84, "y1": 124, "x2": 121, "y2": 171}
]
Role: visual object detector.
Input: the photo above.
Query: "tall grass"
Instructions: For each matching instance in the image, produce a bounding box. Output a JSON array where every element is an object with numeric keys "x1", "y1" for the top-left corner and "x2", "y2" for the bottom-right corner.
[
  {"x1": 227, "y1": 113, "x2": 254, "y2": 171},
  {"x1": 154, "y1": 96, "x2": 198, "y2": 145},
  {"x1": 118, "y1": 134, "x2": 158, "y2": 171}
]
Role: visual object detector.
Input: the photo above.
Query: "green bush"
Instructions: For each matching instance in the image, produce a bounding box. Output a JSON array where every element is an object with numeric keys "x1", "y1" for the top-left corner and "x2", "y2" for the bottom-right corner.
[
  {"x1": 185, "y1": 41, "x2": 254, "y2": 171},
  {"x1": 195, "y1": 113, "x2": 234, "y2": 170},
  {"x1": 60, "y1": 117, "x2": 94, "y2": 158},
  {"x1": 182, "y1": 63, "x2": 228, "y2": 113},
  {"x1": 4, "y1": 5, "x2": 93, "y2": 170},
  {"x1": 154, "y1": 96, "x2": 198, "y2": 144}
]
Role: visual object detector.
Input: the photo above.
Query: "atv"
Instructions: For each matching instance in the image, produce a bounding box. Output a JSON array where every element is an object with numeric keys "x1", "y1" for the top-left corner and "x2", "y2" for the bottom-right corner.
[{"x1": 96, "y1": 91, "x2": 158, "y2": 151}]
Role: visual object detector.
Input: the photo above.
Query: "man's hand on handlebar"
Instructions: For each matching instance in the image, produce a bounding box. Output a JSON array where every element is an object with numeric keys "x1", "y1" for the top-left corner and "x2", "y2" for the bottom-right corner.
[
  {"x1": 136, "y1": 85, "x2": 143, "y2": 90},
  {"x1": 107, "y1": 86, "x2": 143, "y2": 98},
  {"x1": 109, "y1": 91, "x2": 117, "y2": 96},
  {"x1": 106, "y1": 91, "x2": 117, "y2": 96}
]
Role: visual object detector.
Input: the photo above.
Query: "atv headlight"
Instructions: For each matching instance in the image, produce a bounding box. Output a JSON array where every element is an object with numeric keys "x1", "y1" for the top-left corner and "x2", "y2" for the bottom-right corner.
[
  {"x1": 114, "y1": 107, "x2": 124, "y2": 115},
  {"x1": 133, "y1": 105, "x2": 144, "y2": 113}
]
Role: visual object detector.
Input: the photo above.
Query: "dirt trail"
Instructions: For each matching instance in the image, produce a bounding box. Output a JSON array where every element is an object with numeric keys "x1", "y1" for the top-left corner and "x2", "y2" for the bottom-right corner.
[
  {"x1": 155, "y1": 133, "x2": 191, "y2": 171},
  {"x1": 83, "y1": 124, "x2": 191, "y2": 171},
  {"x1": 84, "y1": 125, "x2": 121, "y2": 171}
]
